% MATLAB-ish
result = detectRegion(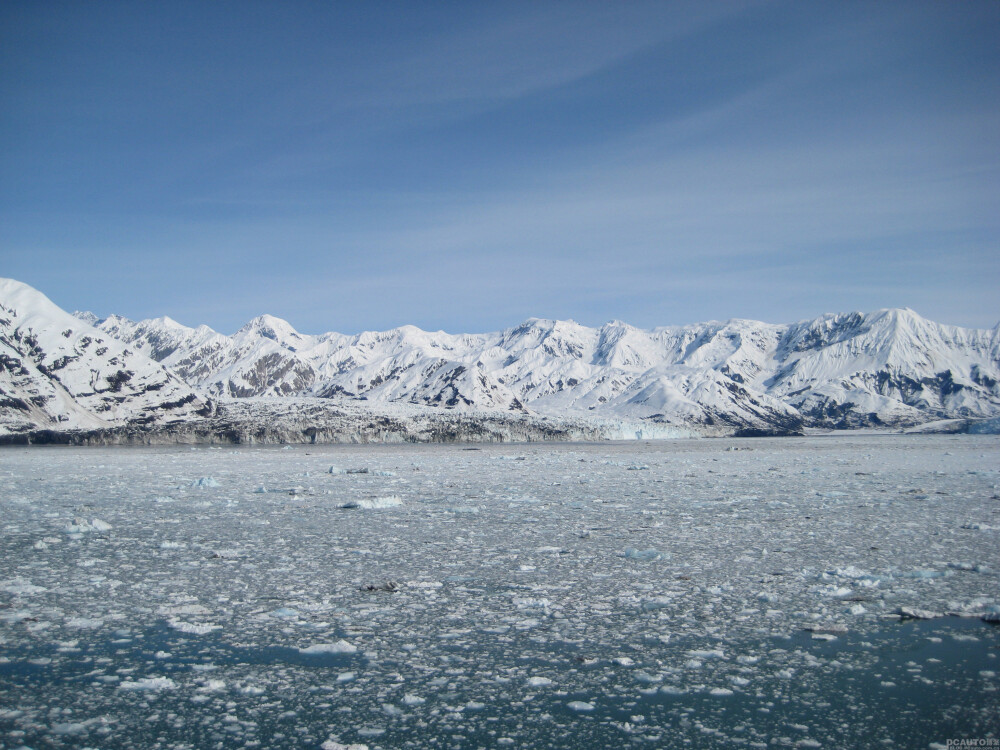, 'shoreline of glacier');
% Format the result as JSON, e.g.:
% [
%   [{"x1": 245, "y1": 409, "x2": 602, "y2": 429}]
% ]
[{"x1": 2, "y1": 397, "x2": 996, "y2": 446}]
